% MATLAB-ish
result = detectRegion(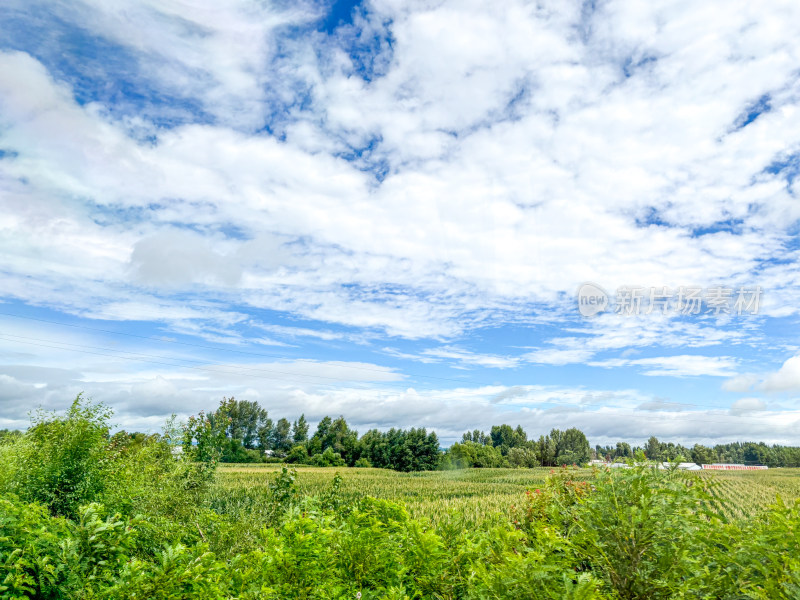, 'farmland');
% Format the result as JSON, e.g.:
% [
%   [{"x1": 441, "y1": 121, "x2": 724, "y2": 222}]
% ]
[
  {"x1": 217, "y1": 463, "x2": 800, "y2": 525},
  {"x1": 3, "y1": 401, "x2": 800, "y2": 598}
]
